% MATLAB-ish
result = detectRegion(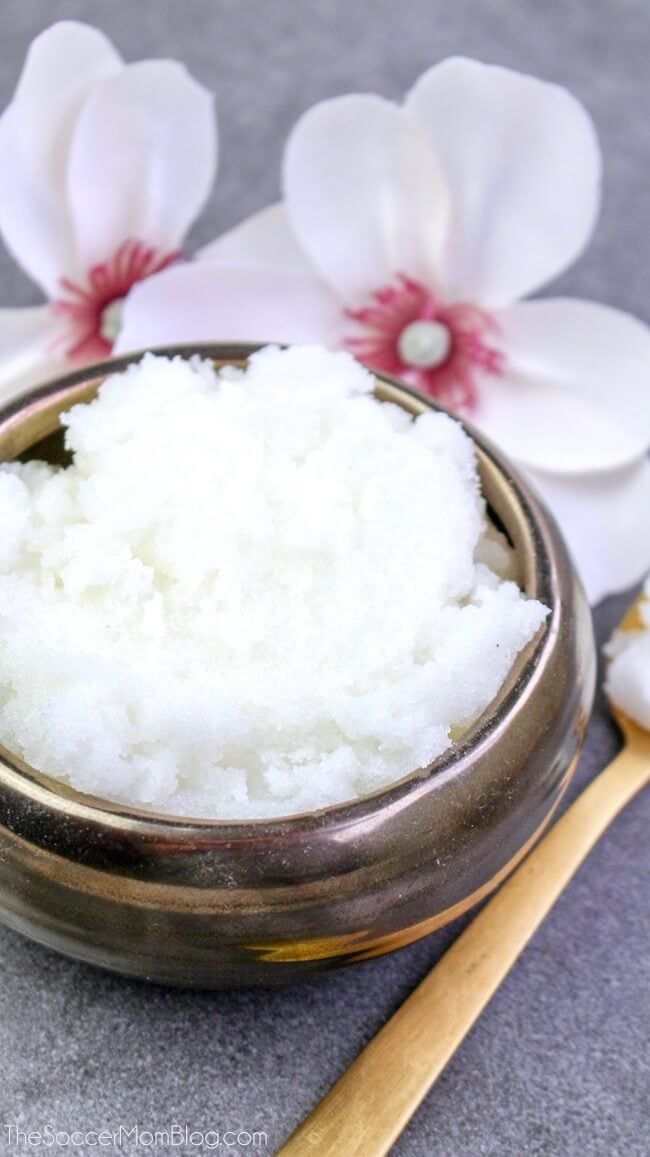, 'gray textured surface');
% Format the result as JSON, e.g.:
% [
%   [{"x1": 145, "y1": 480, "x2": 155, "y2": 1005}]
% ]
[{"x1": 0, "y1": 3, "x2": 648, "y2": 1155}]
